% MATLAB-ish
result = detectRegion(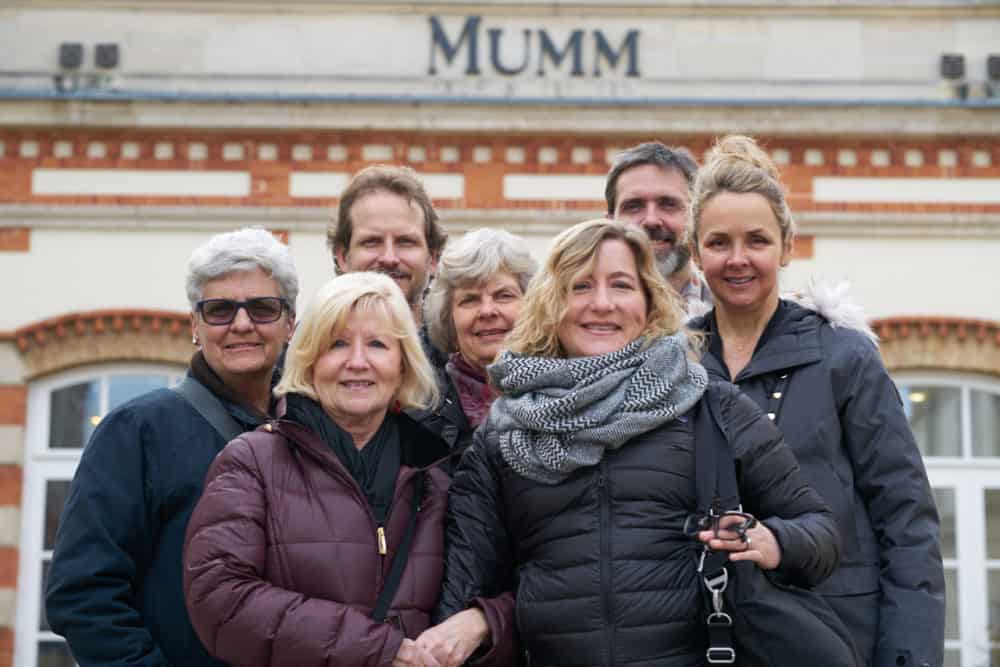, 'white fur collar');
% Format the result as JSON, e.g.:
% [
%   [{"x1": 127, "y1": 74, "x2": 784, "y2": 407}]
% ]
[{"x1": 785, "y1": 280, "x2": 879, "y2": 346}]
